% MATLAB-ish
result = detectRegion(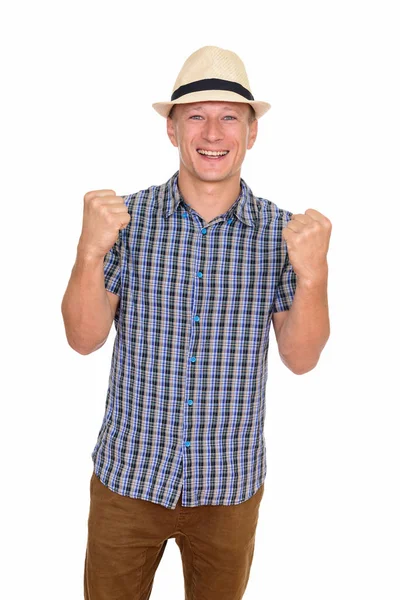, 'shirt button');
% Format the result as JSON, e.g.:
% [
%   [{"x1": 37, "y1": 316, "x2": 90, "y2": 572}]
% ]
[
  {"x1": 190, "y1": 356, "x2": 196, "y2": 363},
  {"x1": 201, "y1": 228, "x2": 207, "y2": 235},
  {"x1": 188, "y1": 399, "x2": 193, "y2": 405},
  {"x1": 194, "y1": 315, "x2": 200, "y2": 322},
  {"x1": 197, "y1": 271, "x2": 203, "y2": 278},
  {"x1": 185, "y1": 441, "x2": 191, "y2": 447},
  {"x1": 183, "y1": 212, "x2": 188, "y2": 218},
  {"x1": 227, "y1": 218, "x2": 233, "y2": 224}
]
